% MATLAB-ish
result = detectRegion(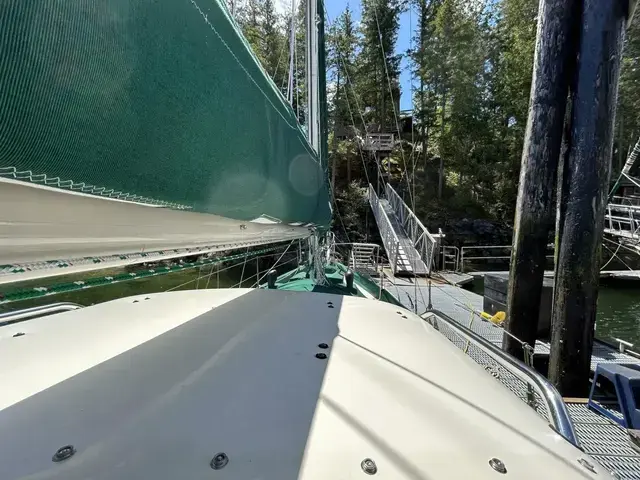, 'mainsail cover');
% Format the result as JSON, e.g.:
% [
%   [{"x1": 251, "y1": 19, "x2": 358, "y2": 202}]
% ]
[{"x1": 0, "y1": 0, "x2": 331, "y2": 227}]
